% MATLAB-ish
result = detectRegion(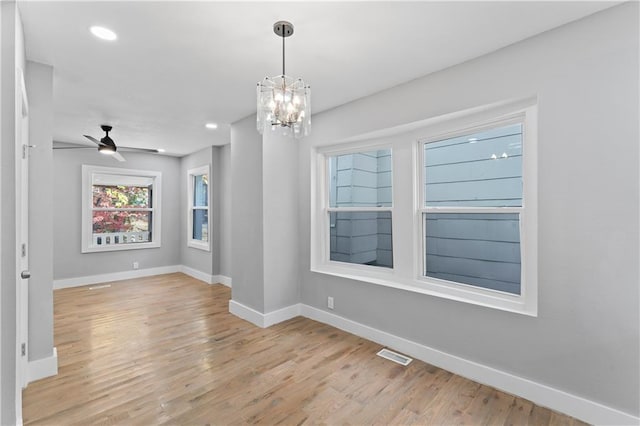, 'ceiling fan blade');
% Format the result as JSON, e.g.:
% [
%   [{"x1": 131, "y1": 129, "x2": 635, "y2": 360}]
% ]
[
  {"x1": 113, "y1": 151, "x2": 126, "y2": 162},
  {"x1": 52, "y1": 146, "x2": 95, "y2": 150},
  {"x1": 83, "y1": 135, "x2": 103, "y2": 145},
  {"x1": 118, "y1": 146, "x2": 160, "y2": 153}
]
